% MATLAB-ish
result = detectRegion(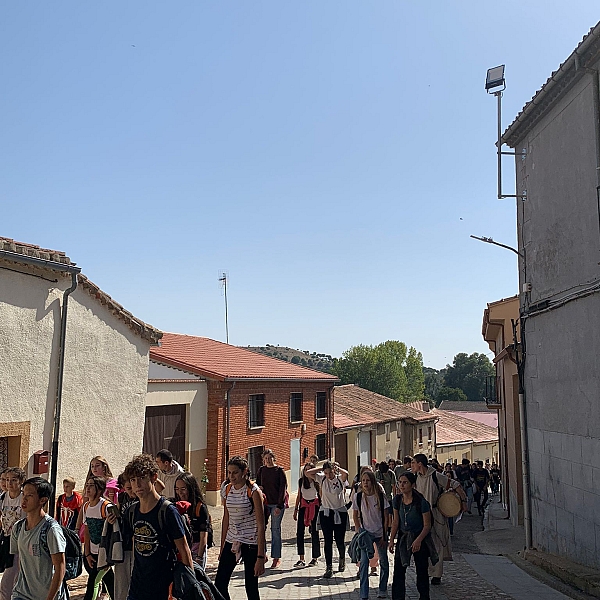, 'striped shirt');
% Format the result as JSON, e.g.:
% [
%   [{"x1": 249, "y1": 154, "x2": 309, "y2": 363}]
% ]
[{"x1": 221, "y1": 481, "x2": 259, "y2": 545}]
